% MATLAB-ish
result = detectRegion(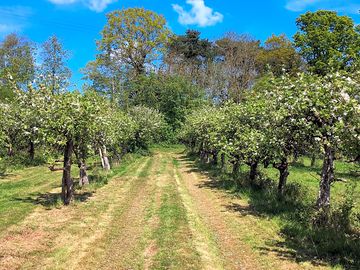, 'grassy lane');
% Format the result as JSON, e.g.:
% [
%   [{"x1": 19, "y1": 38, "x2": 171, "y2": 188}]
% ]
[
  {"x1": 0, "y1": 151, "x2": 203, "y2": 270},
  {"x1": 172, "y1": 158, "x2": 224, "y2": 270},
  {"x1": 1, "y1": 147, "x2": 351, "y2": 270},
  {"x1": 0, "y1": 155, "x2": 147, "y2": 270},
  {"x1": 174, "y1": 153, "x2": 332, "y2": 270},
  {"x1": 0, "y1": 166, "x2": 60, "y2": 233},
  {"x1": 80, "y1": 156, "x2": 155, "y2": 269},
  {"x1": 151, "y1": 156, "x2": 201, "y2": 270}
]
